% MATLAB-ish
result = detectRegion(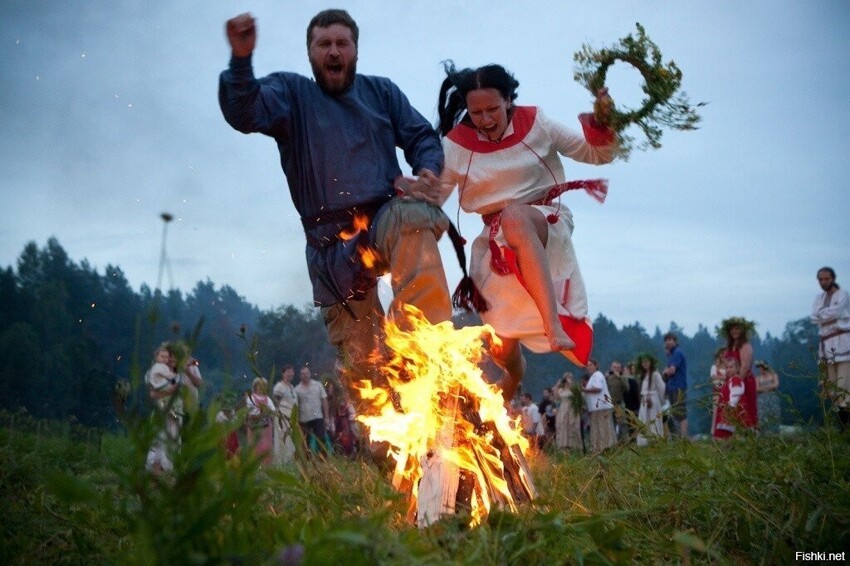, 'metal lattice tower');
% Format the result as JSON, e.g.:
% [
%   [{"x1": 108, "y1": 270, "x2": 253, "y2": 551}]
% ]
[{"x1": 155, "y1": 212, "x2": 174, "y2": 293}]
